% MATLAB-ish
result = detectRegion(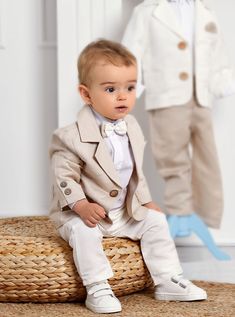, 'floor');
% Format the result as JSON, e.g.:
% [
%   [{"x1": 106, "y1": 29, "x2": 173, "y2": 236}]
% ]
[{"x1": 177, "y1": 246, "x2": 235, "y2": 283}]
